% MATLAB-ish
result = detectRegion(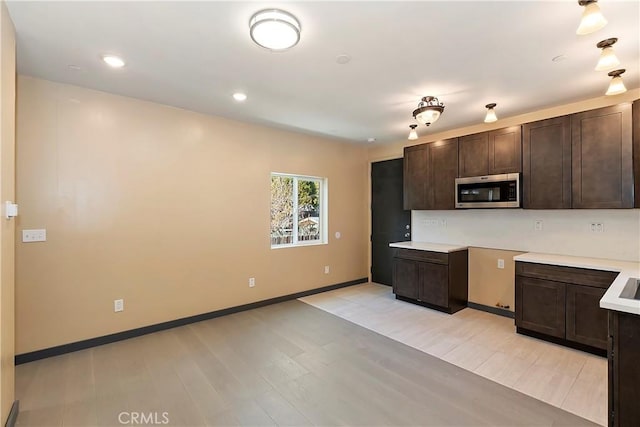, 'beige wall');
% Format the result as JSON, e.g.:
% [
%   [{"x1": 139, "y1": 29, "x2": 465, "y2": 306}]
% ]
[
  {"x1": 0, "y1": 0, "x2": 15, "y2": 422},
  {"x1": 468, "y1": 247, "x2": 526, "y2": 312},
  {"x1": 15, "y1": 76, "x2": 369, "y2": 354}
]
